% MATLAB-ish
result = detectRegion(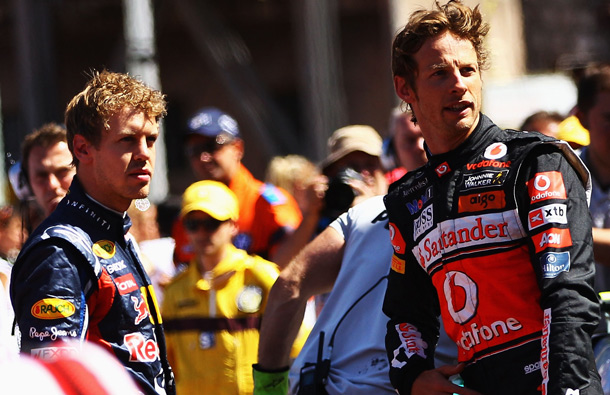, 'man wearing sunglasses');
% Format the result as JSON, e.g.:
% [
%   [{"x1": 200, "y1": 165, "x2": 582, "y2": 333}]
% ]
[
  {"x1": 162, "y1": 180, "x2": 286, "y2": 394},
  {"x1": 172, "y1": 107, "x2": 303, "y2": 269}
]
